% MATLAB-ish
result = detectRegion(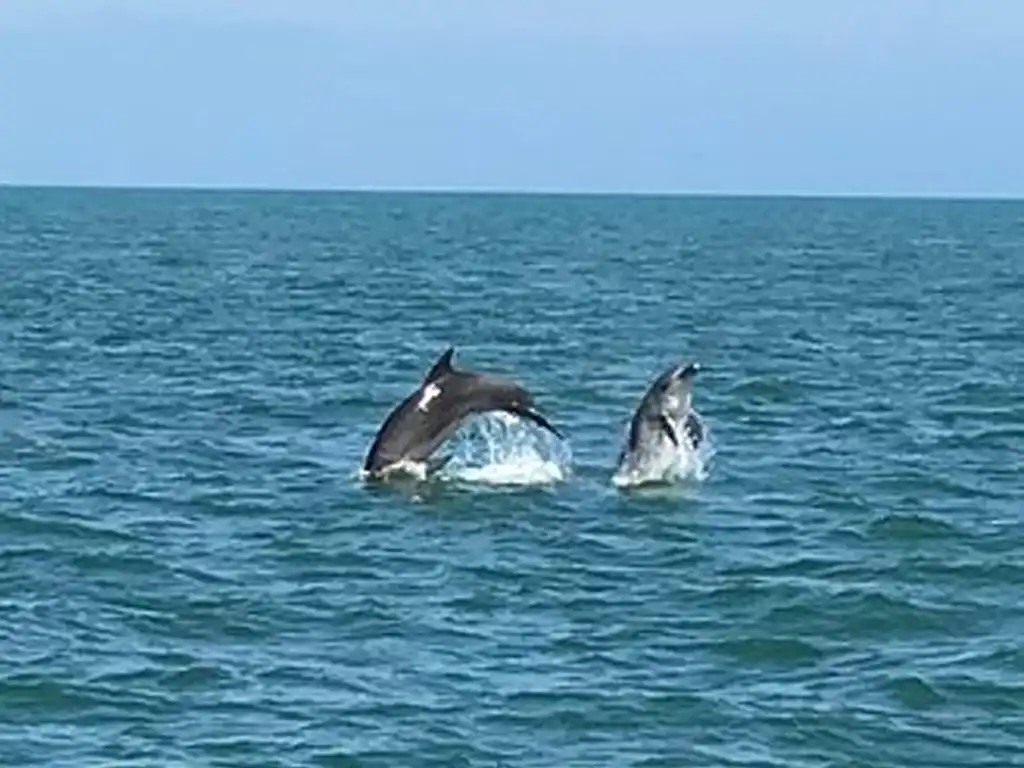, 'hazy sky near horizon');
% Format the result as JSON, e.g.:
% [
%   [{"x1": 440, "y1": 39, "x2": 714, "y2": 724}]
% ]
[{"x1": 2, "y1": 0, "x2": 1022, "y2": 196}]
